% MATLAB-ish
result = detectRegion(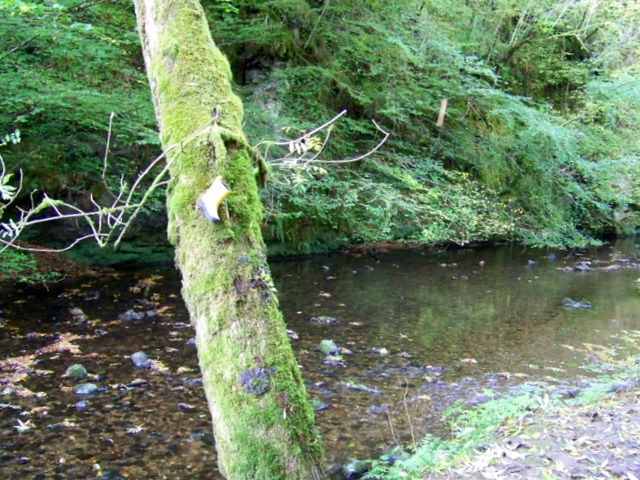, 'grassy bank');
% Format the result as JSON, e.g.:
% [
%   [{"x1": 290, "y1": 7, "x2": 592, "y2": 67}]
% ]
[{"x1": 366, "y1": 333, "x2": 640, "y2": 479}]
